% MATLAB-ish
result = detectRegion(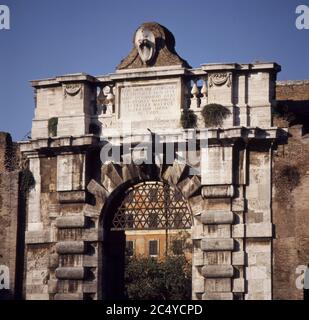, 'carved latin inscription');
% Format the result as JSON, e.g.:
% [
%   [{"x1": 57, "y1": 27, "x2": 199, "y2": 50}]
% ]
[{"x1": 119, "y1": 83, "x2": 179, "y2": 121}]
